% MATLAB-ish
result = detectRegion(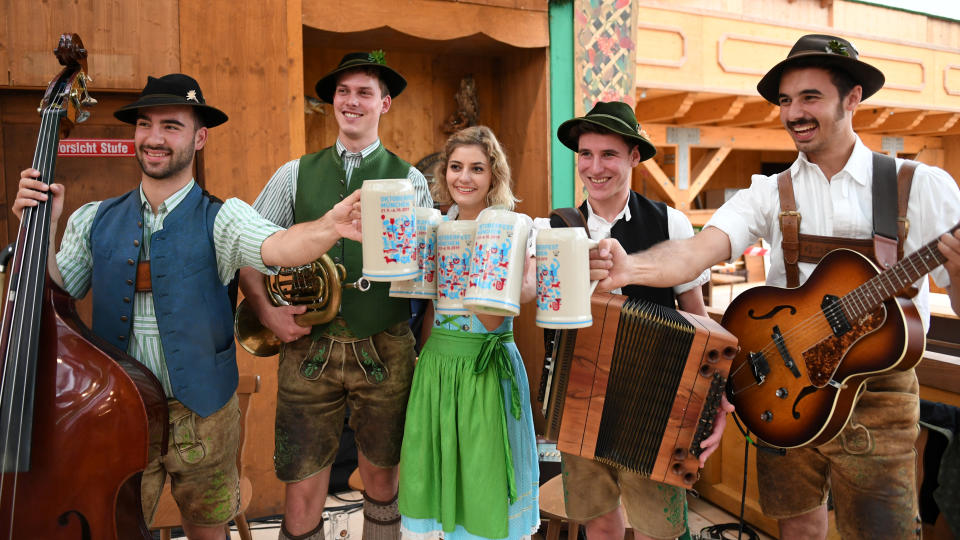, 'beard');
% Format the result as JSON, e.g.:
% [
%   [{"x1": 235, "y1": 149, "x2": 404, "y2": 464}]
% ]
[{"x1": 136, "y1": 144, "x2": 195, "y2": 180}]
